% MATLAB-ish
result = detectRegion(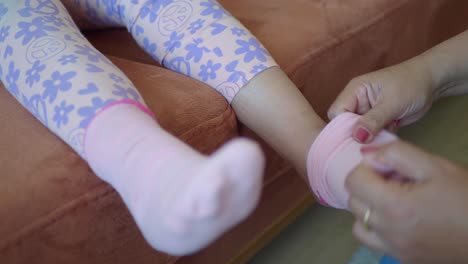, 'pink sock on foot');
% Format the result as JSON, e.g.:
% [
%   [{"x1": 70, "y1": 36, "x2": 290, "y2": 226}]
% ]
[
  {"x1": 84, "y1": 103, "x2": 265, "y2": 255},
  {"x1": 307, "y1": 112, "x2": 397, "y2": 209}
]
